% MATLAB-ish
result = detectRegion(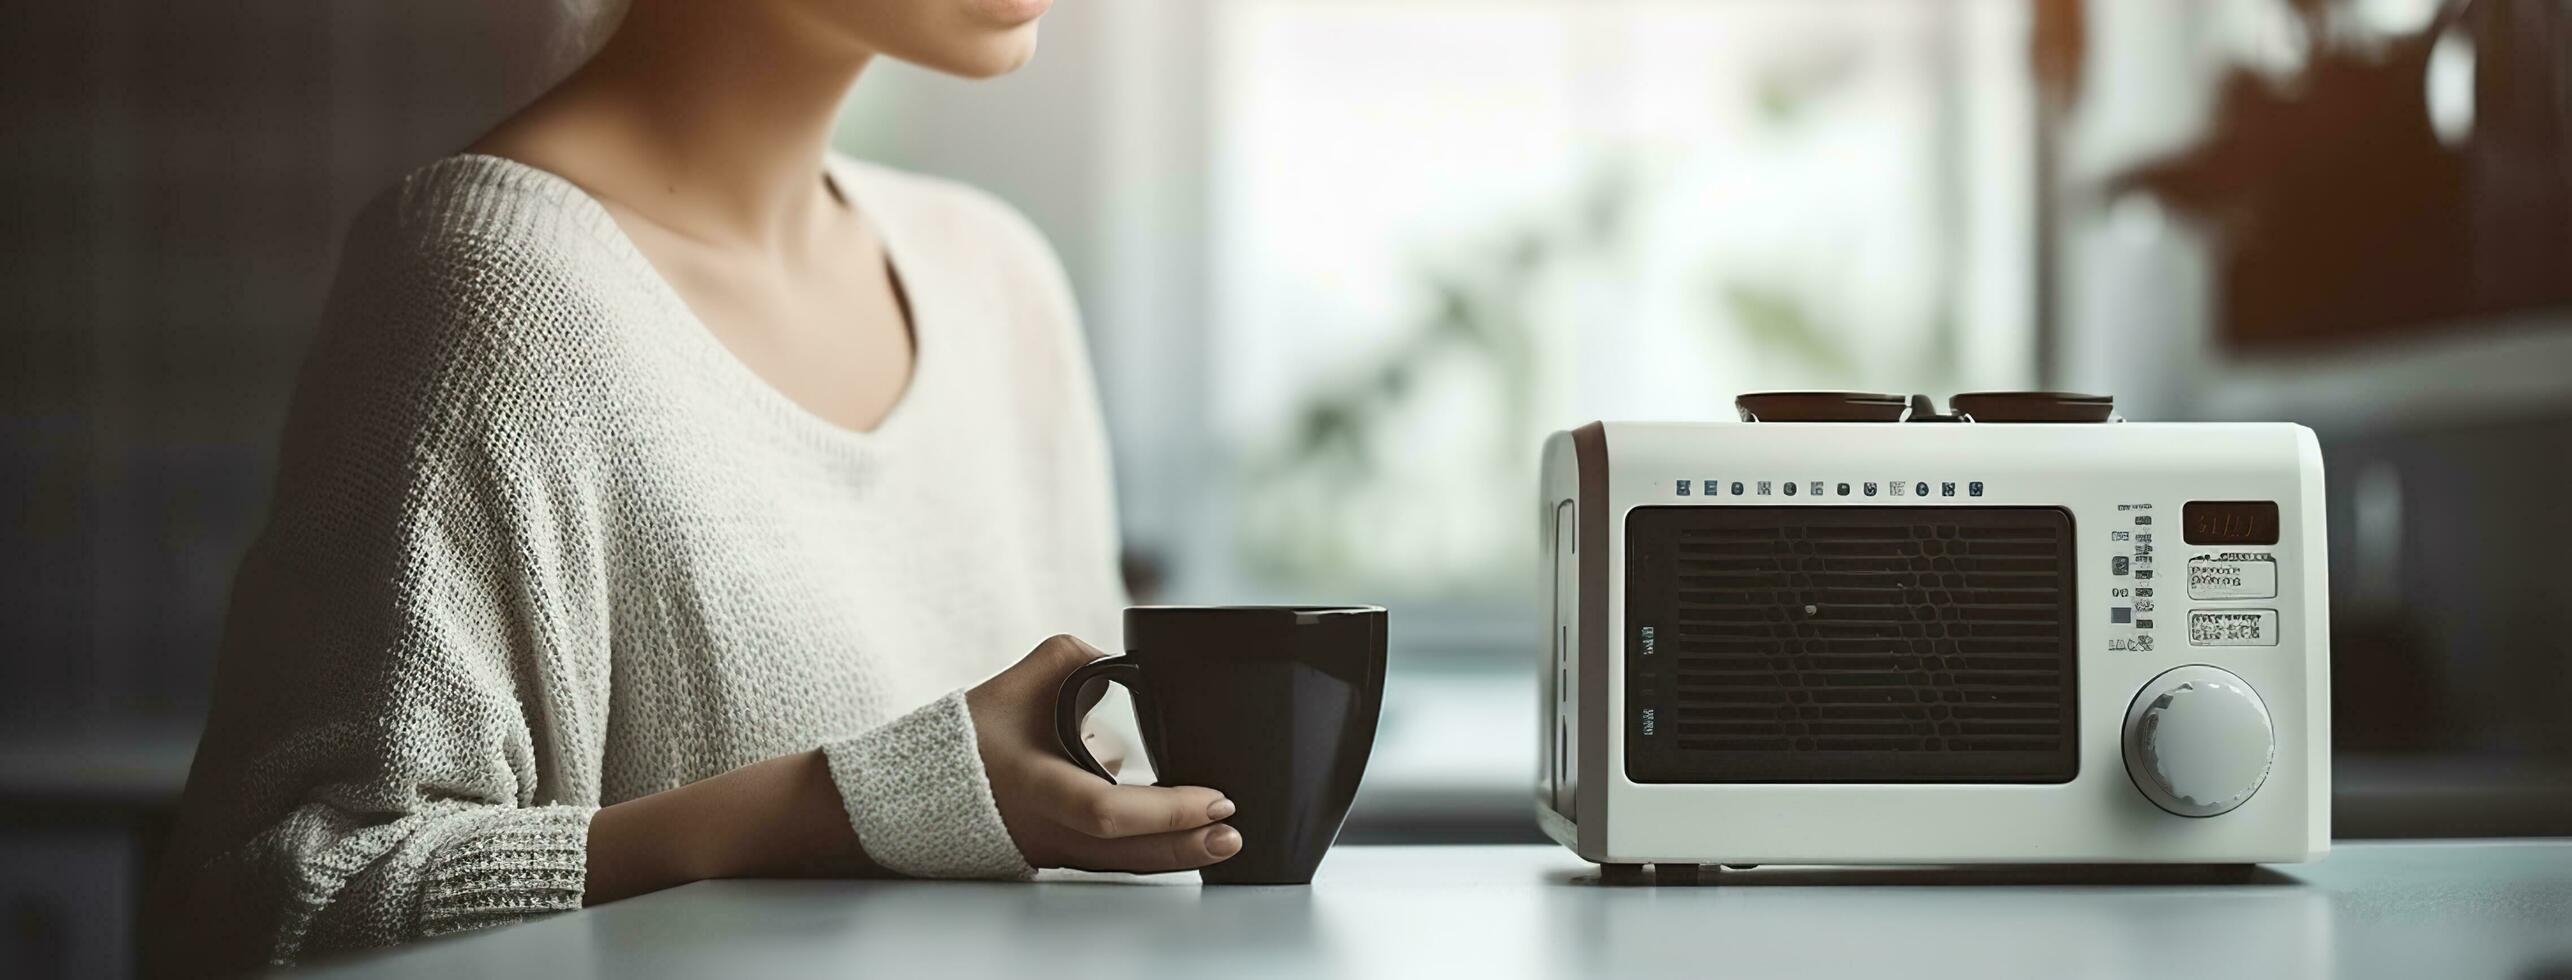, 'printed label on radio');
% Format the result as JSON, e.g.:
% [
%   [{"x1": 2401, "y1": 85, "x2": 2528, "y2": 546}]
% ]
[
  {"x1": 2188, "y1": 609, "x2": 2279, "y2": 647},
  {"x1": 2189, "y1": 554, "x2": 2279, "y2": 600}
]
